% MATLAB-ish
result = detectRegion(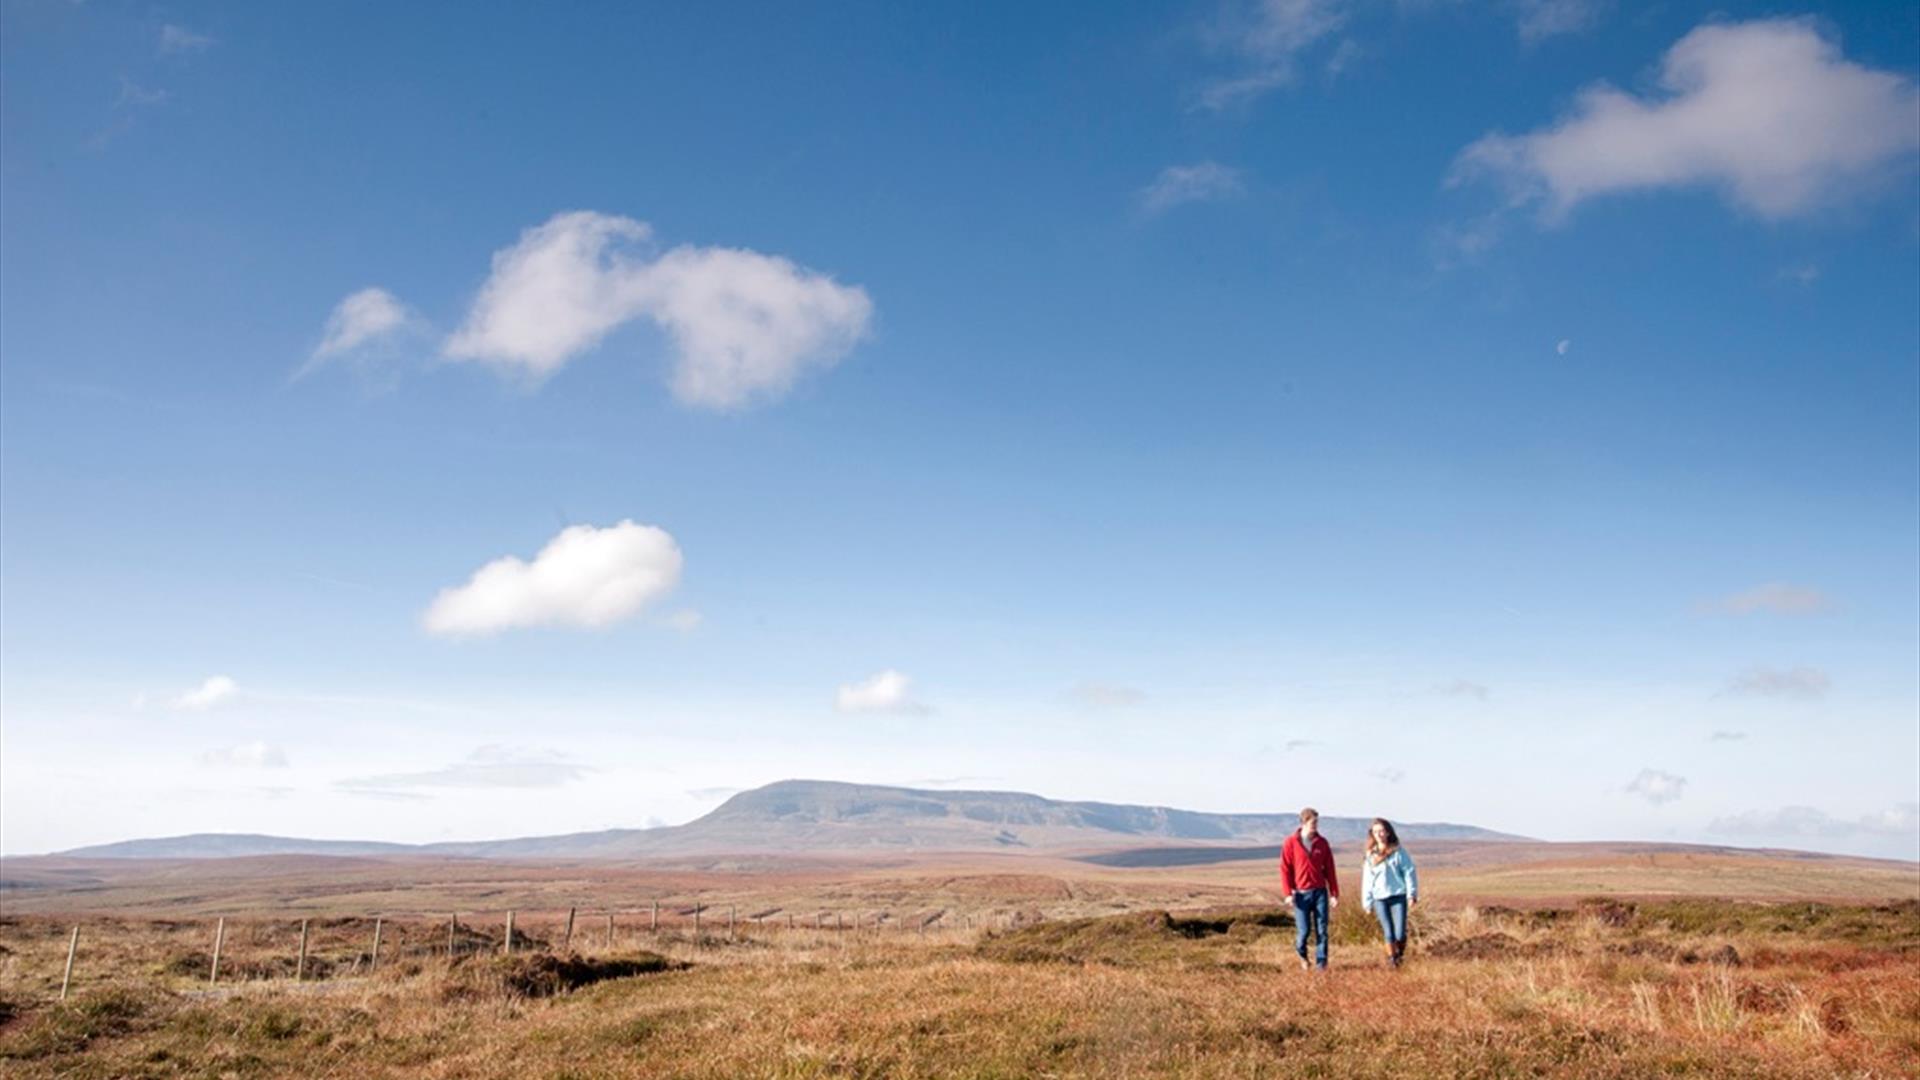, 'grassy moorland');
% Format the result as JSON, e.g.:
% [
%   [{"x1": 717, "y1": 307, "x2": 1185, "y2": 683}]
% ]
[{"x1": 2, "y1": 897, "x2": 1917, "y2": 1078}]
